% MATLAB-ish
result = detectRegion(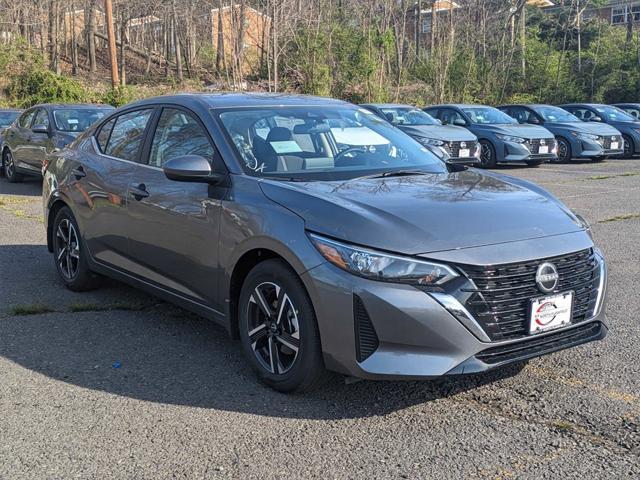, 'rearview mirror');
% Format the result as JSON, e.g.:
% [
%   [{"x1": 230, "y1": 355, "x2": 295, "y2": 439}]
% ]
[
  {"x1": 453, "y1": 119, "x2": 467, "y2": 127},
  {"x1": 163, "y1": 155, "x2": 225, "y2": 184},
  {"x1": 32, "y1": 124, "x2": 49, "y2": 134}
]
